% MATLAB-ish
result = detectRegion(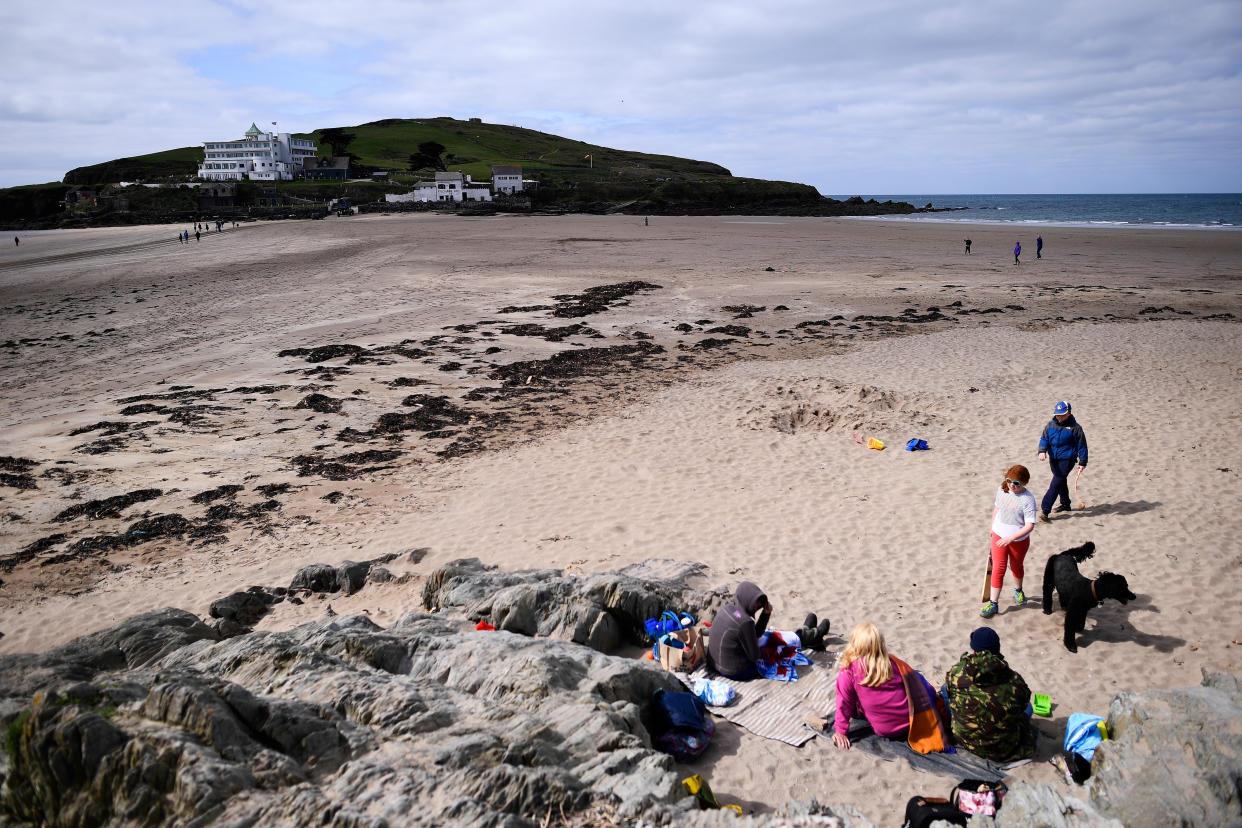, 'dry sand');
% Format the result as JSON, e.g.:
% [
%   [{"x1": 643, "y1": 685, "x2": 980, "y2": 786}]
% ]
[{"x1": 2, "y1": 214, "x2": 1241, "y2": 824}]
